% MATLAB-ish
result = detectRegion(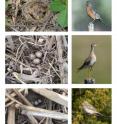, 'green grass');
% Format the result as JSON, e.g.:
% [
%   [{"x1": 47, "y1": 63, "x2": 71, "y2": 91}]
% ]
[{"x1": 72, "y1": 35, "x2": 111, "y2": 84}]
